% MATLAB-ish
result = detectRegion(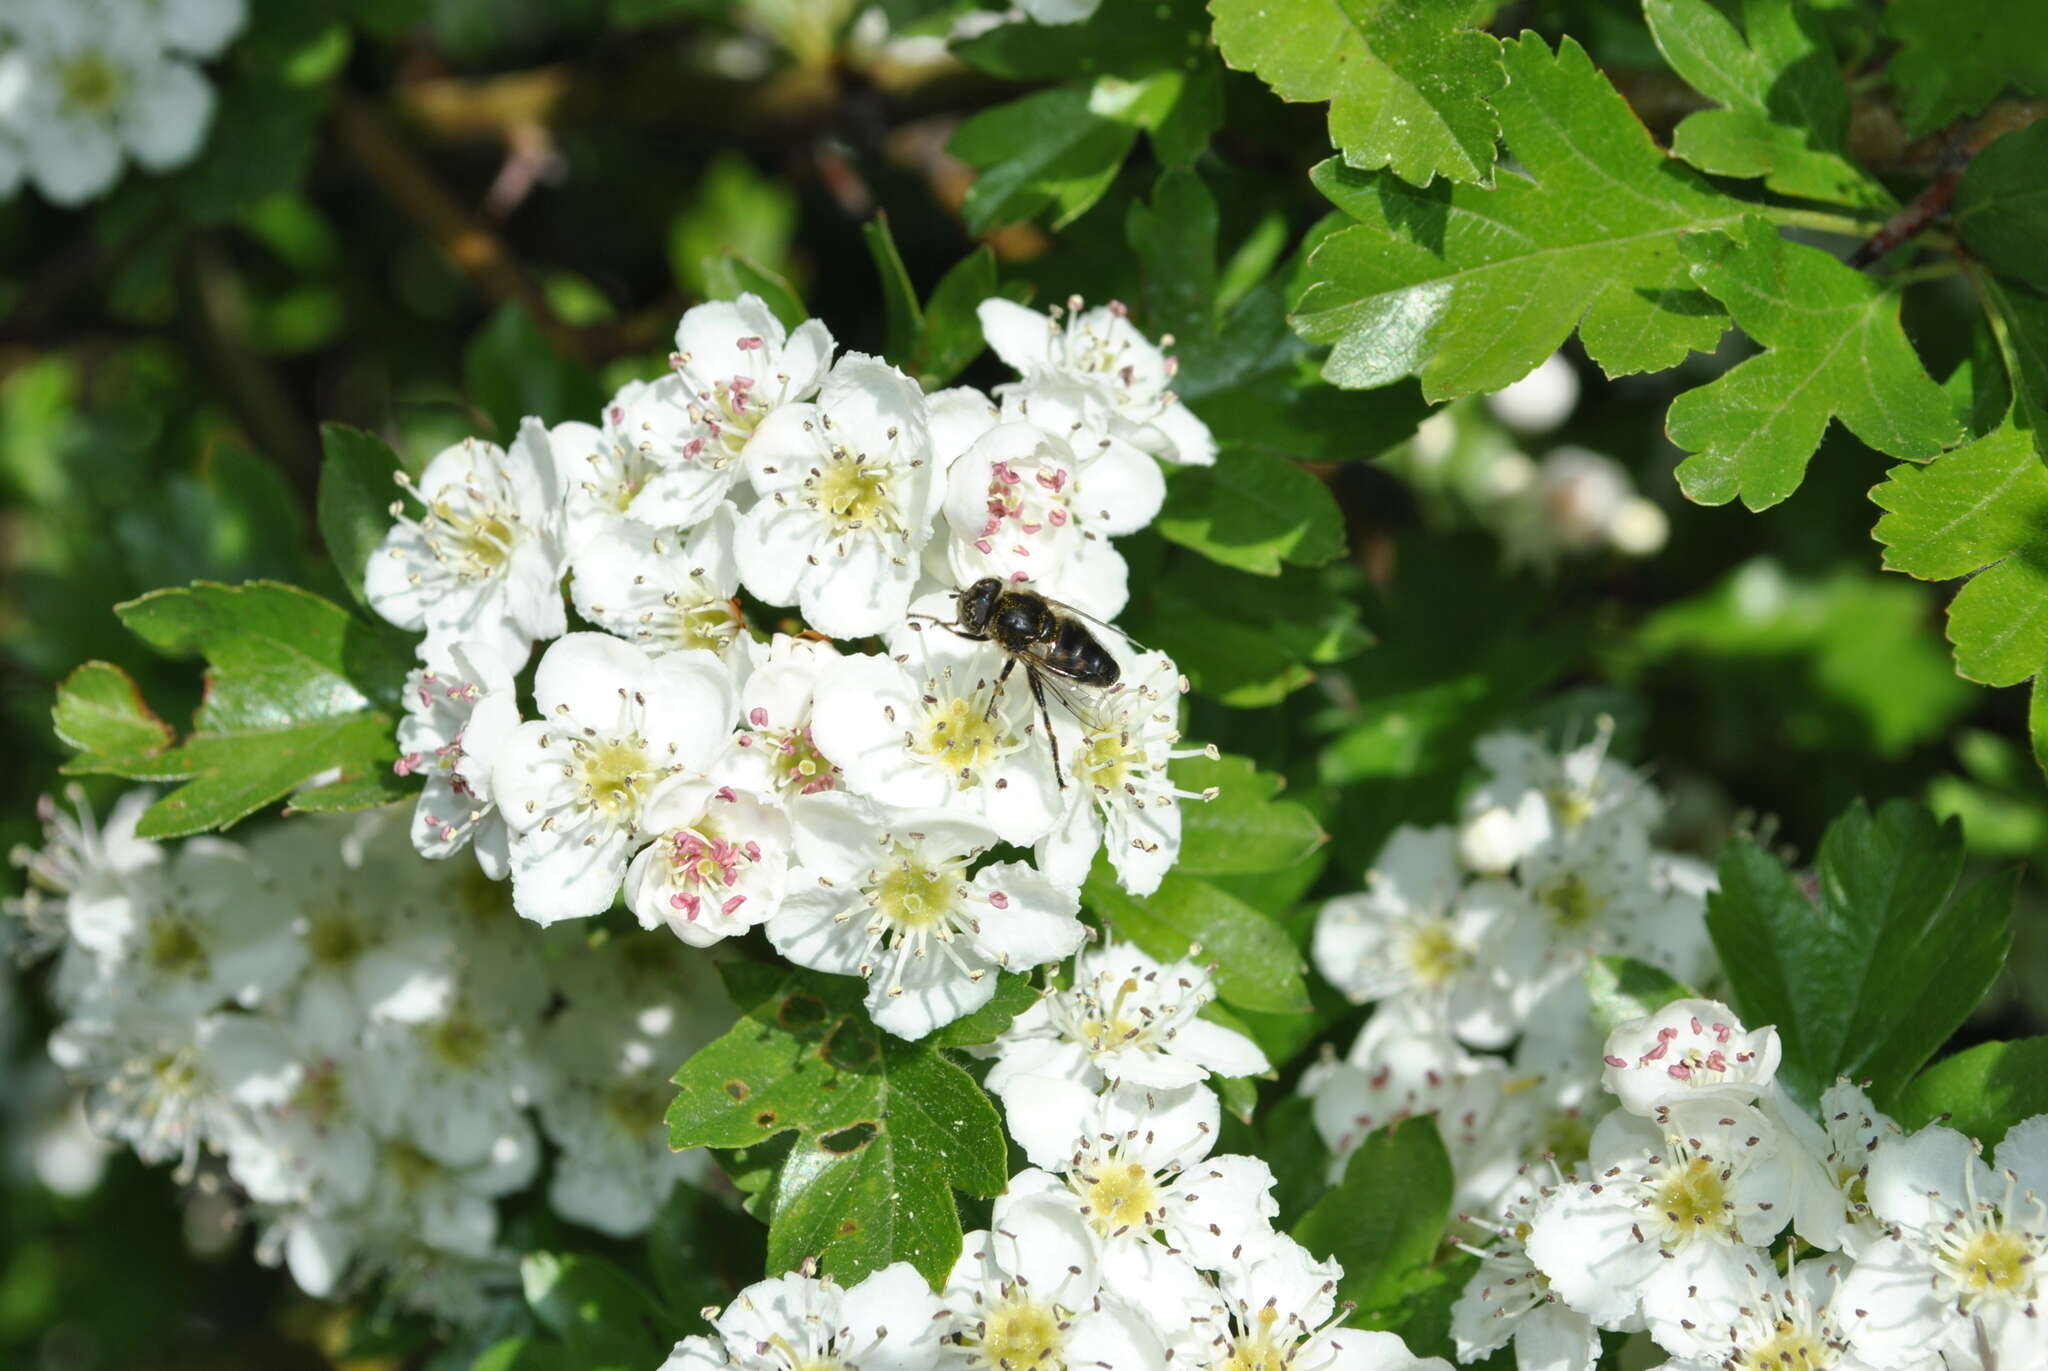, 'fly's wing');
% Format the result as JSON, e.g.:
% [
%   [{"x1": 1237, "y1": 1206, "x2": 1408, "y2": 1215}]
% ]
[
  {"x1": 1009, "y1": 642, "x2": 1117, "y2": 733},
  {"x1": 1022, "y1": 587, "x2": 1152, "y2": 657}
]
